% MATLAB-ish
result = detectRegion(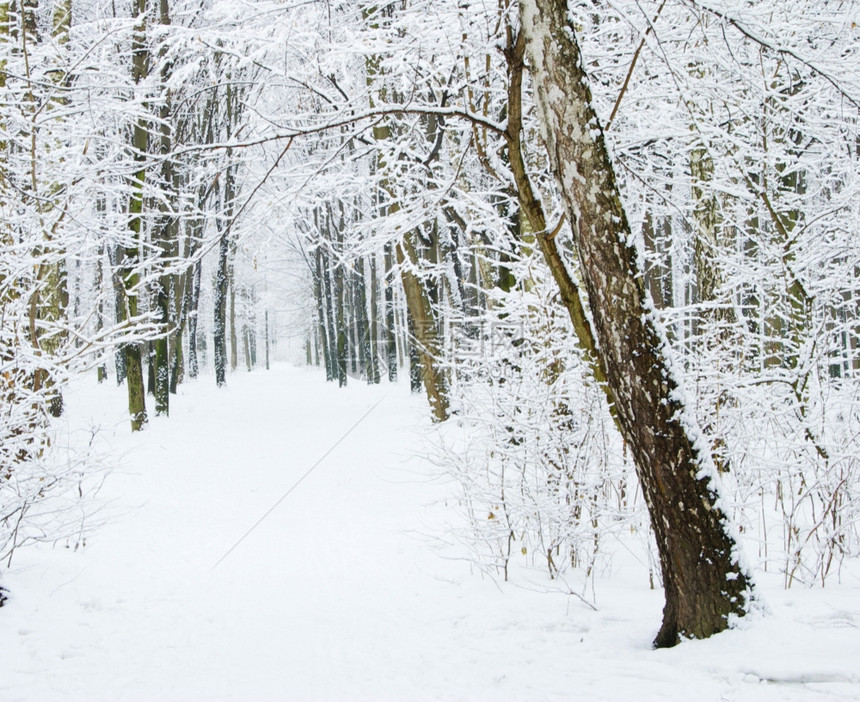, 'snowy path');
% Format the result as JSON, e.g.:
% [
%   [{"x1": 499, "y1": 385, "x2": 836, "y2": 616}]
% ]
[{"x1": 2, "y1": 365, "x2": 860, "y2": 701}]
